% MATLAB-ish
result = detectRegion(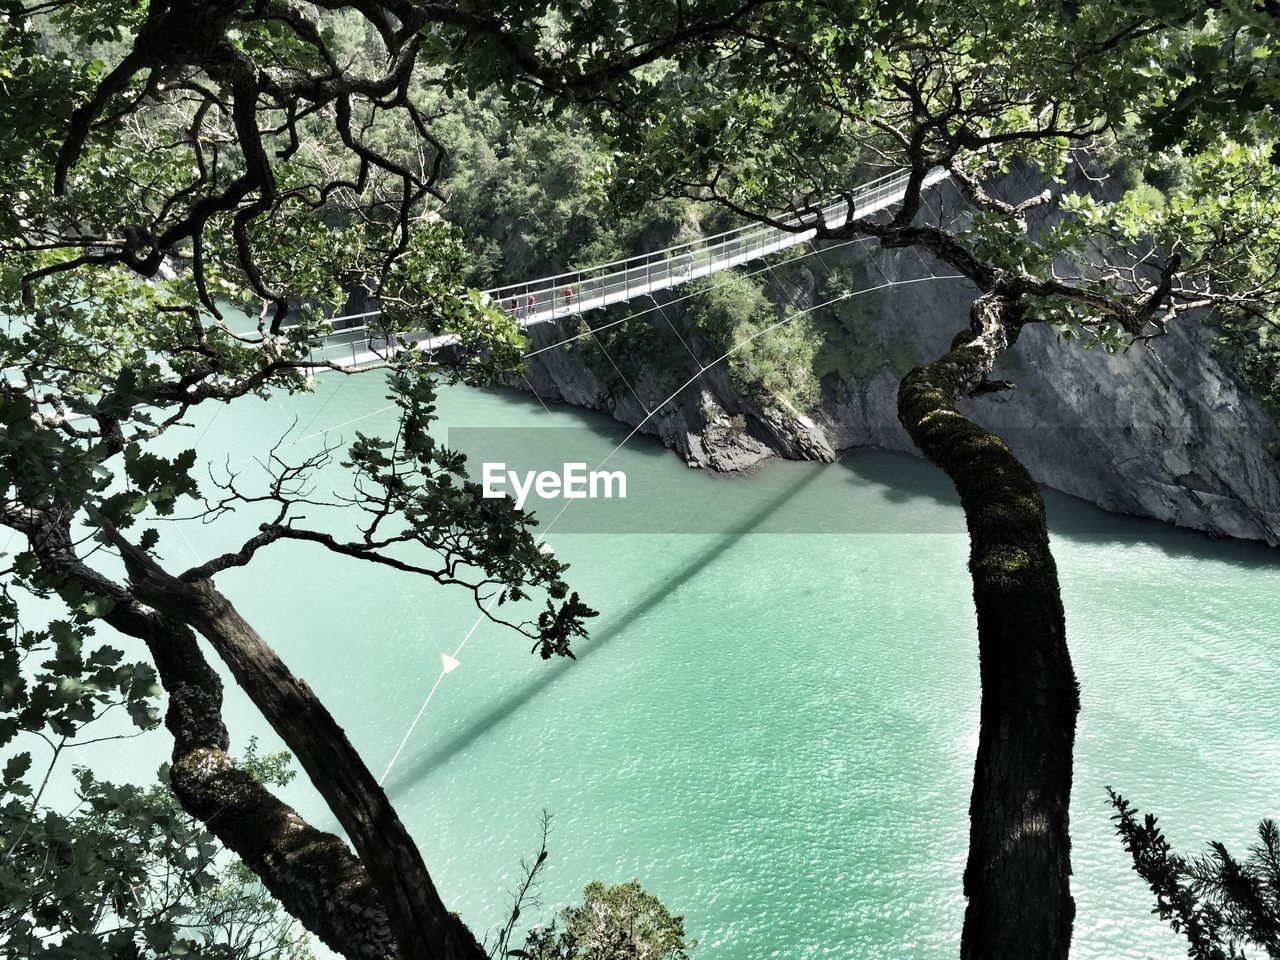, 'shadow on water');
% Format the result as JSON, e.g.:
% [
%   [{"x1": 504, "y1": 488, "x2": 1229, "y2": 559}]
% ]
[
  {"x1": 838, "y1": 449, "x2": 960, "y2": 509},
  {"x1": 838, "y1": 447, "x2": 1277, "y2": 570},
  {"x1": 386, "y1": 462, "x2": 827, "y2": 795},
  {"x1": 1045, "y1": 489, "x2": 1280, "y2": 570},
  {"x1": 462, "y1": 382, "x2": 1273, "y2": 555}
]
